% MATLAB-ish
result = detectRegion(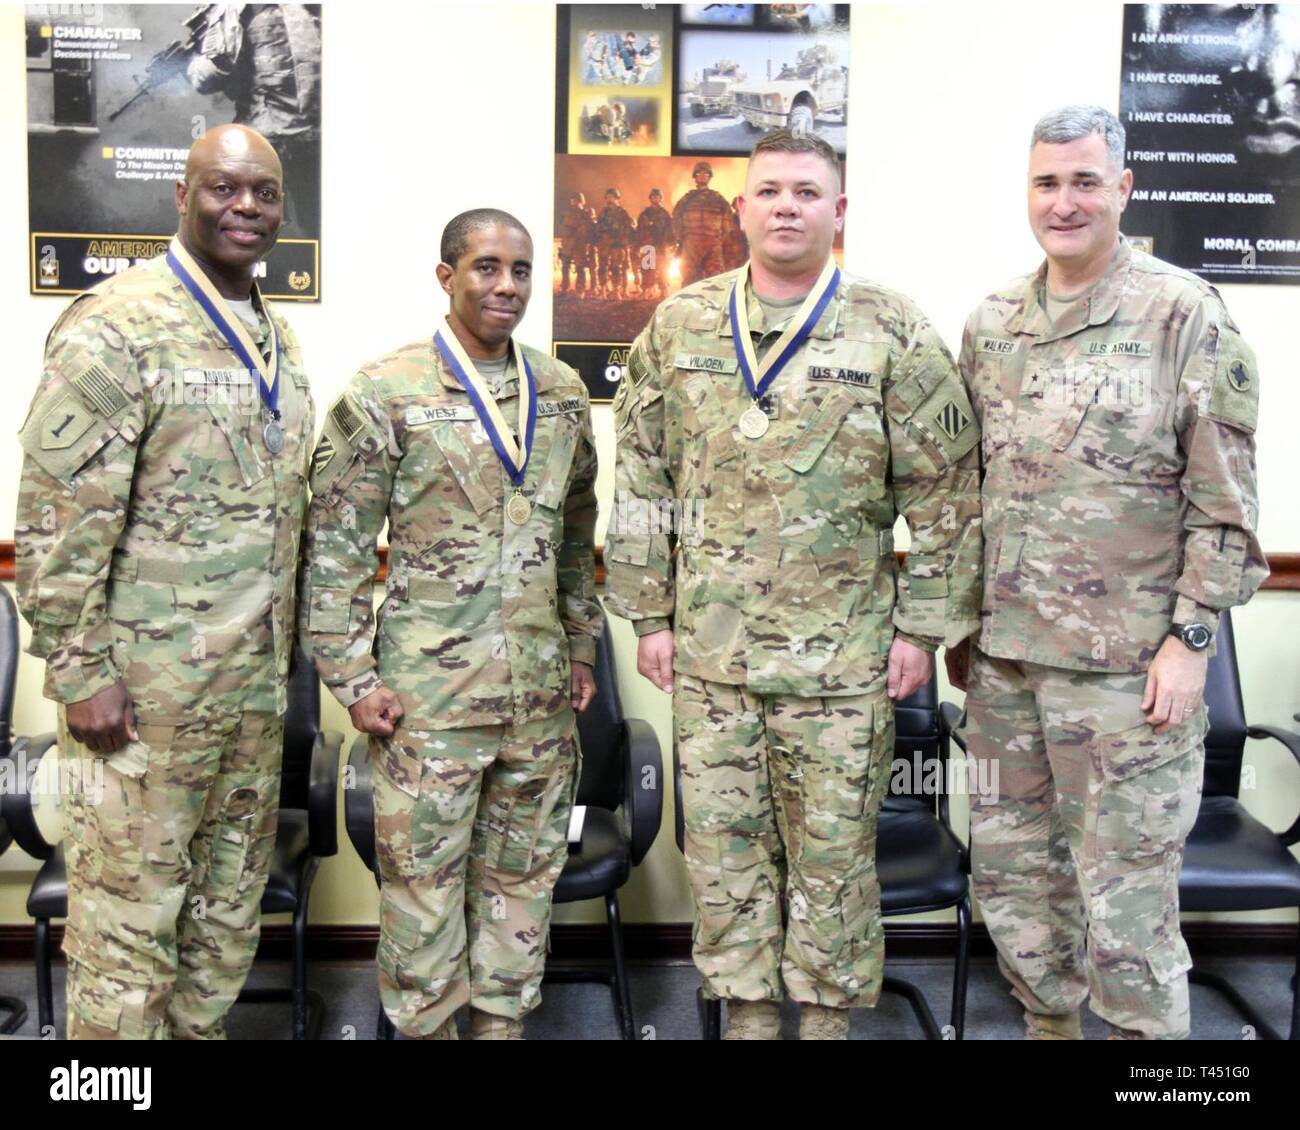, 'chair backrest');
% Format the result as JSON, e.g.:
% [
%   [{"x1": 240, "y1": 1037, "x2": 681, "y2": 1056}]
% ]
[
  {"x1": 0, "y1": 587, "x2": 16, "y2": 759},
  {"x1": 279, "y1": 648, "x2": 321, "y2": 811},
  {"x1": 0, "y1": 588, "x2": 16, "y2": 855},
  {"x1": 886, "y1": 672, "x2": 944, "y2": 812},
  {"x1": 1202, "y1": 610, "x2": 1247, "y2": 799},
  {"x1": 573, "y1": 623, "x2": 626, "y2": 811}
]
